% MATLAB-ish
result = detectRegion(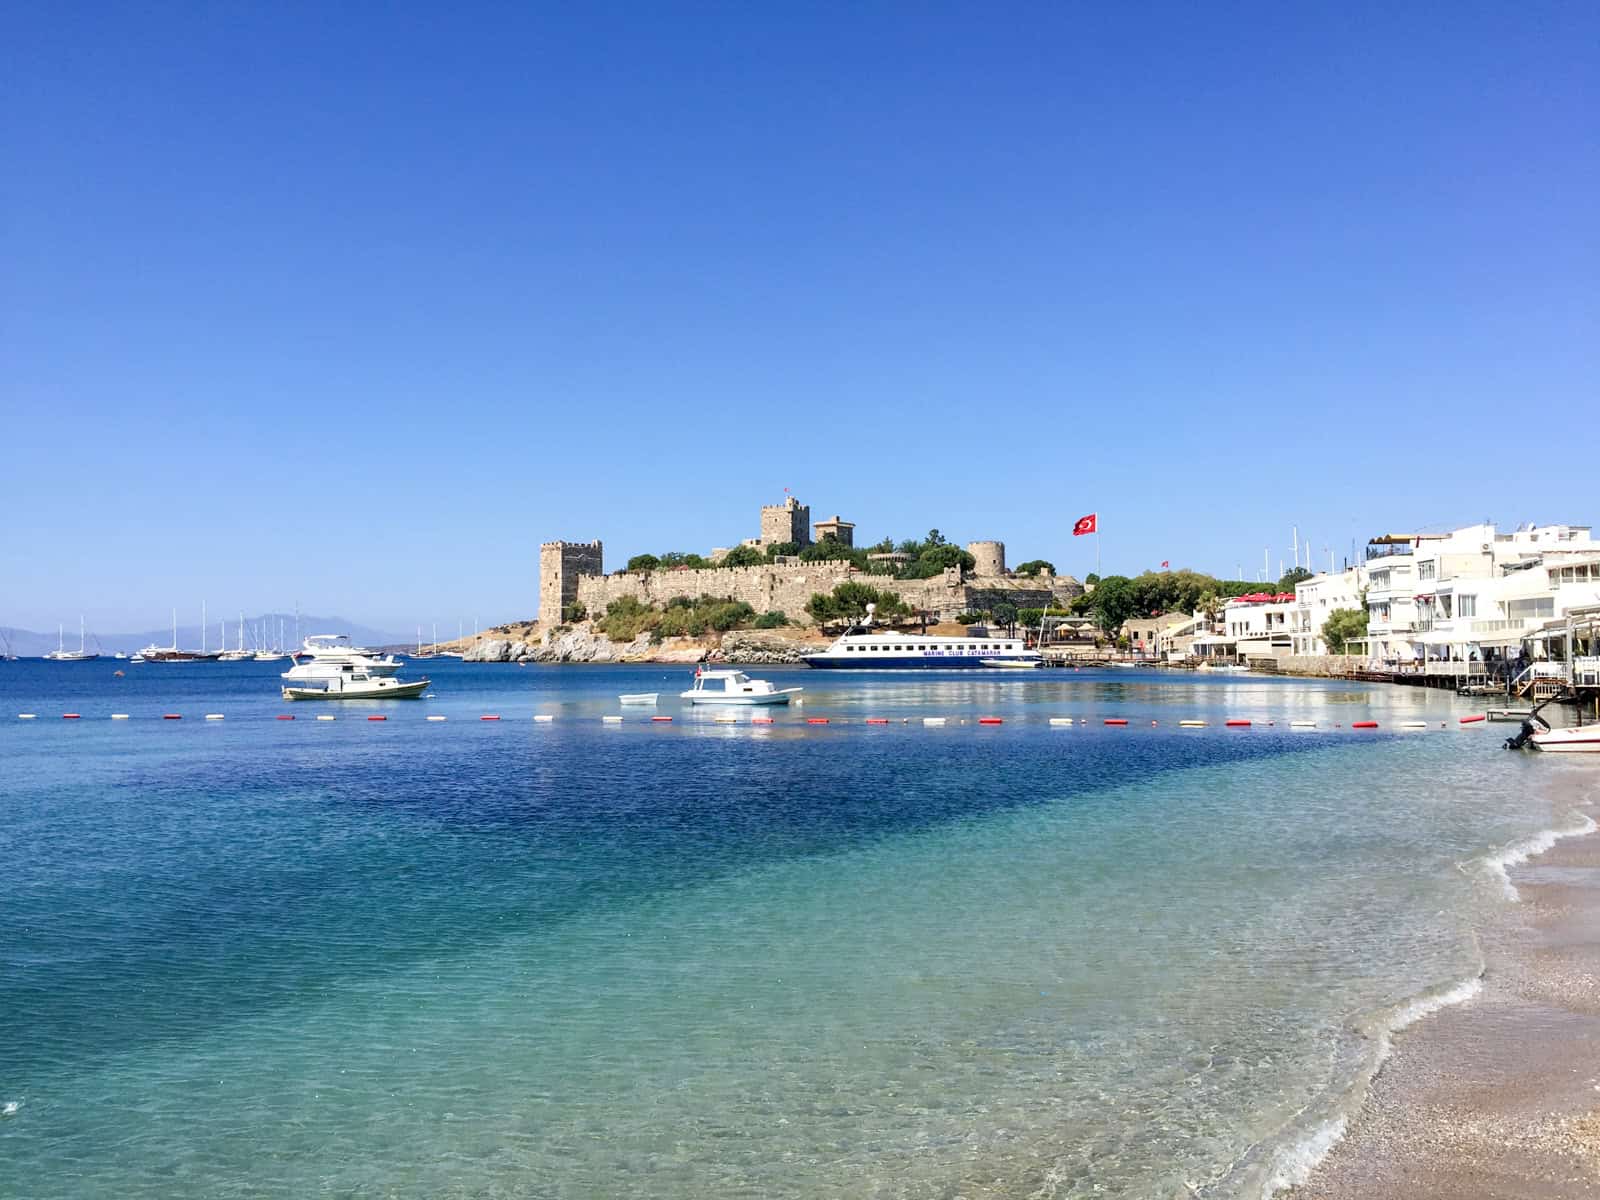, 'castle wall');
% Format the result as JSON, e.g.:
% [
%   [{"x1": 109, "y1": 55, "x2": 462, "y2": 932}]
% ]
[{"x1": 575, "y1": 563, "x2": 966, "y2": 626}]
